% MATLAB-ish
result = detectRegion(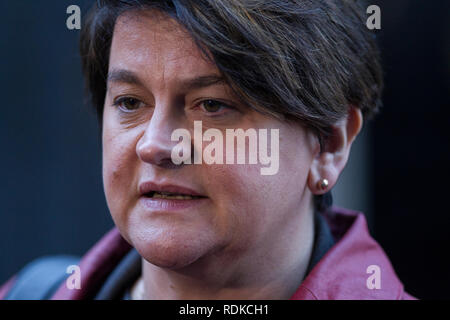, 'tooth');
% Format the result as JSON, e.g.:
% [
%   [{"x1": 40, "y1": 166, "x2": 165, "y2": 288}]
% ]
[{"x1": 150, "y1": 192, "x2": 197, "y2": 200}]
